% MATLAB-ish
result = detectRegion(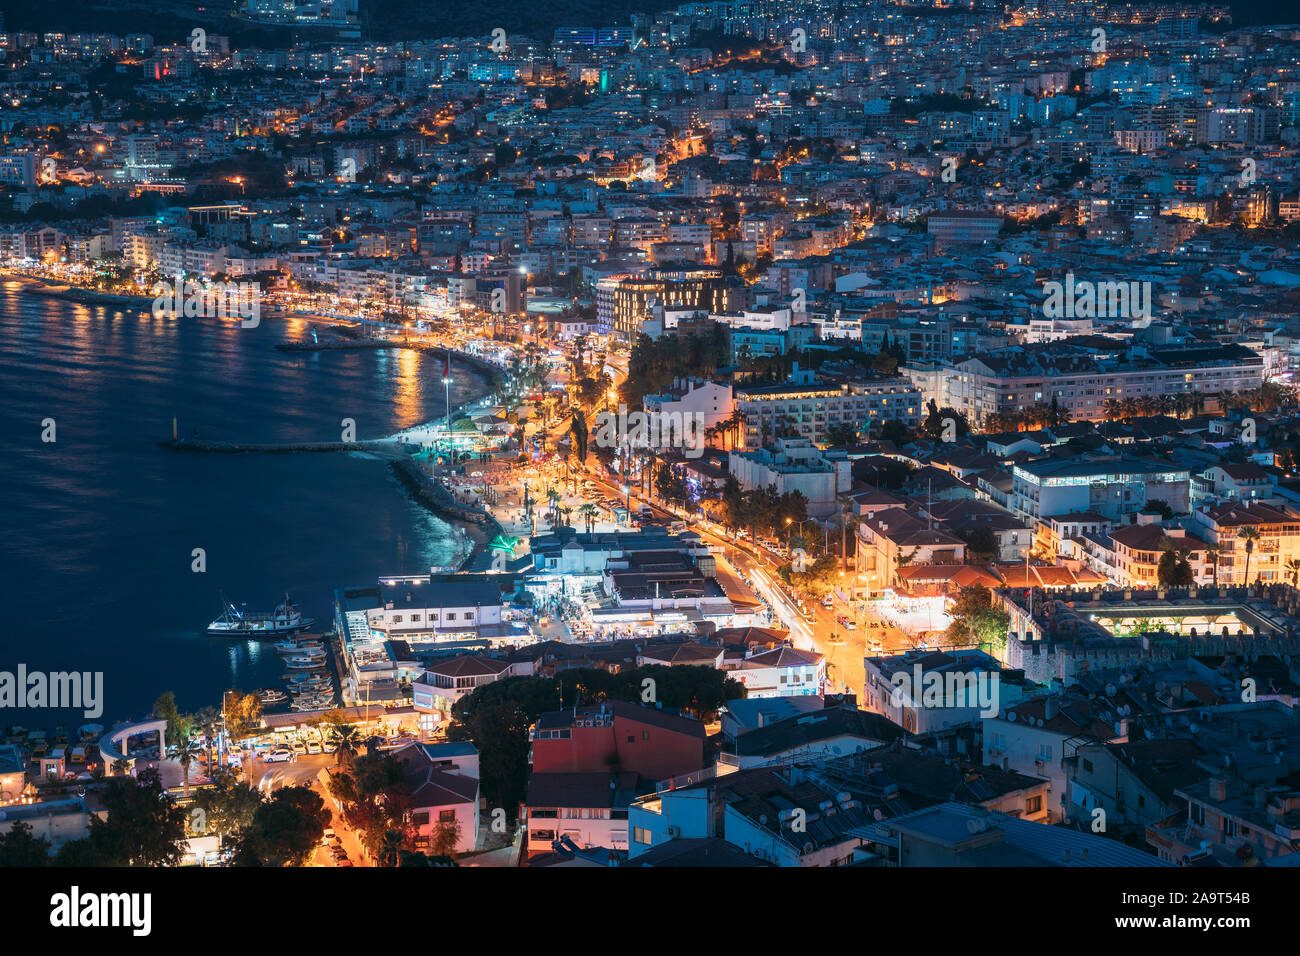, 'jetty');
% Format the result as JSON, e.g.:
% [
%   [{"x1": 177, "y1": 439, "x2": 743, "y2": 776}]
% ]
[
  {"x1": 274, "y1": 337, "x2": 507, "y2": 381},
  {"x1": 161, "y1": 437, "x2": 409, "y2": 456},
  {"x1": 391, "y1": 457, "x2": 504, "y2": 540}
]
